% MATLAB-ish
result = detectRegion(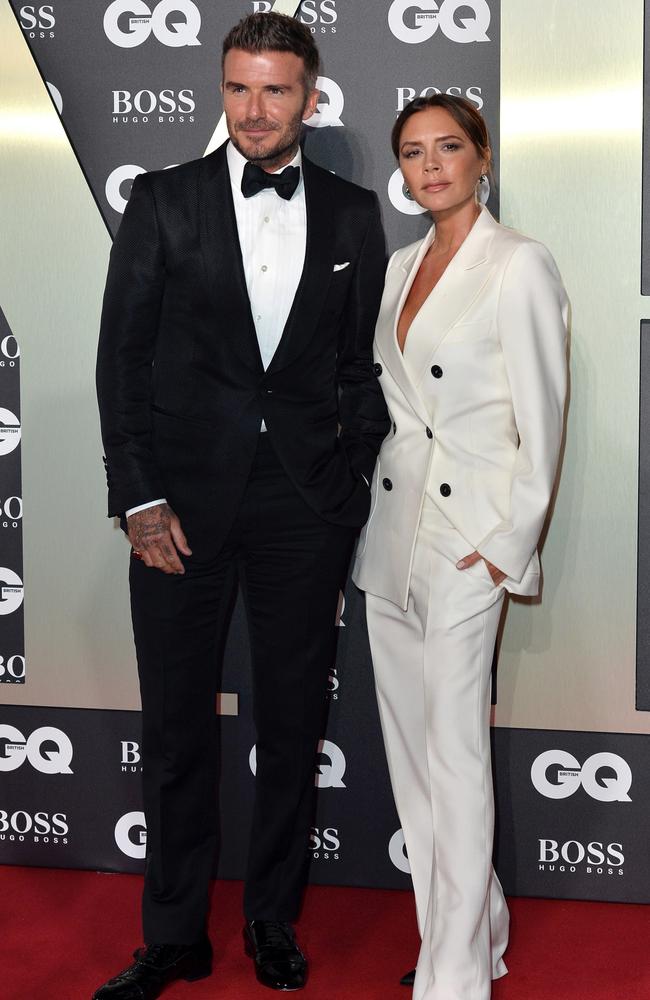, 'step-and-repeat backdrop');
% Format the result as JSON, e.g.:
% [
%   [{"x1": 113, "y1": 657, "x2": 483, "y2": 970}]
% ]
[{"x1": 2, "y1": 0, "x2": 650, "y2": 904}]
